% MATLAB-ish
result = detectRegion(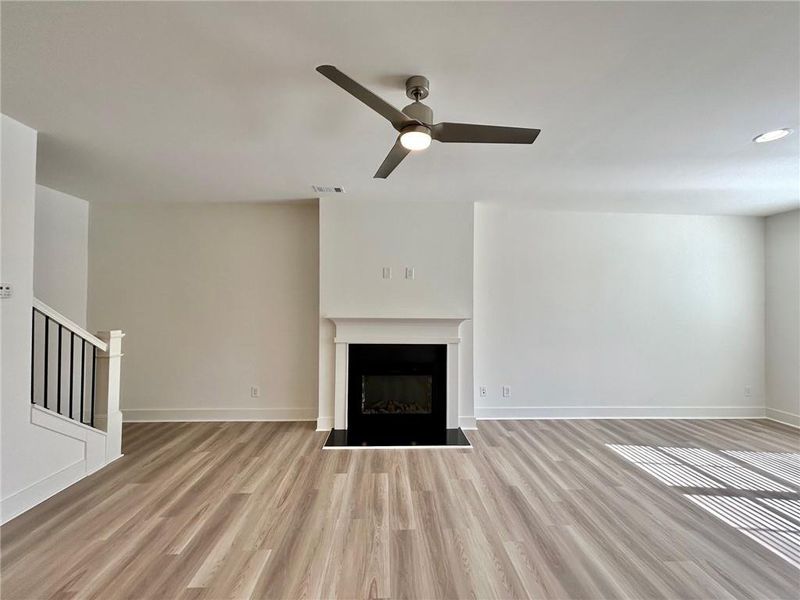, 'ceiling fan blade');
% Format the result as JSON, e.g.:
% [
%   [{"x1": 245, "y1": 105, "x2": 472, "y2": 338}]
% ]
[
  {"x1": 431, "y1": 122, "x2": 540, "y2": 144},
  {"x1": 374, "y1": 138, "x2": 411, "y2": 179},
  {"x1": 316, "y1": 65, "x2": 417, "y2": 131}
]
